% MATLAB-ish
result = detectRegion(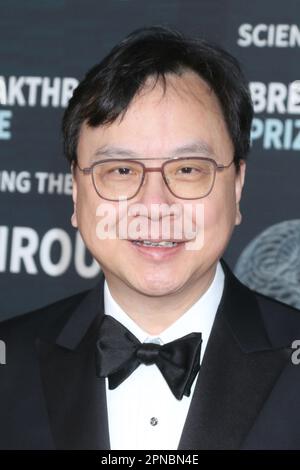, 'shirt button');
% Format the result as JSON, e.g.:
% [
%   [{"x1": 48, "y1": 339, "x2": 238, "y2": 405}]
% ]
[{"x1": 150, "y1": 417, "x2": 158, "y2": 426}]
